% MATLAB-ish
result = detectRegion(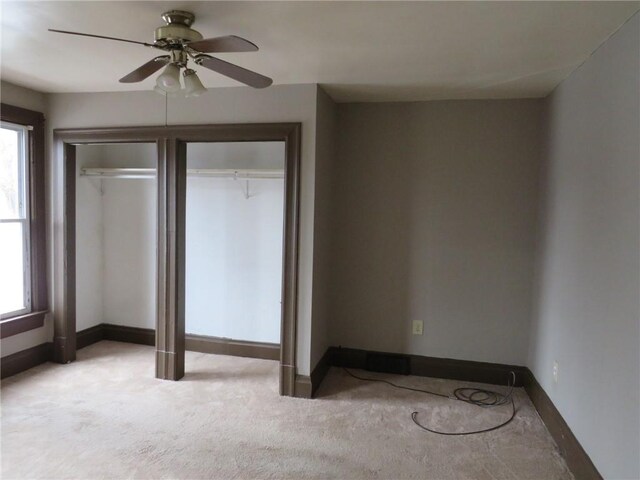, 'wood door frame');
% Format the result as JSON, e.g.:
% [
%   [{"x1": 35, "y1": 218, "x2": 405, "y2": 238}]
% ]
[{"x1": 54, "y1": 123, "x2": 301, "y2": 395}]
